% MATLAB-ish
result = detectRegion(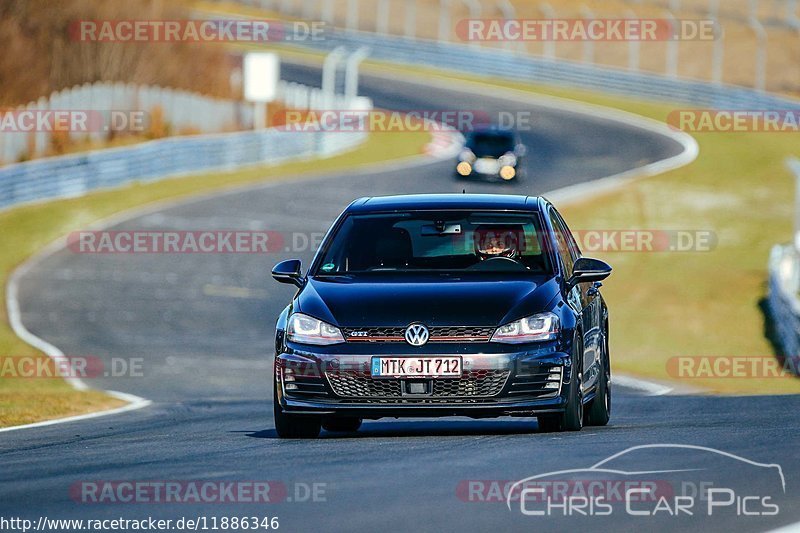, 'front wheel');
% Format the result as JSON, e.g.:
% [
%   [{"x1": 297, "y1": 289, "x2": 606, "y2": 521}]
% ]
[
  {"x1": 273, "y1": 375, "x2": 321, "y2": 439},
  {"x1": 538, "y1": 341, "x2": 583, "y2": 432},
  {"x1": 585, "y1": 337, "x2": 611, "y2": 426}
]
